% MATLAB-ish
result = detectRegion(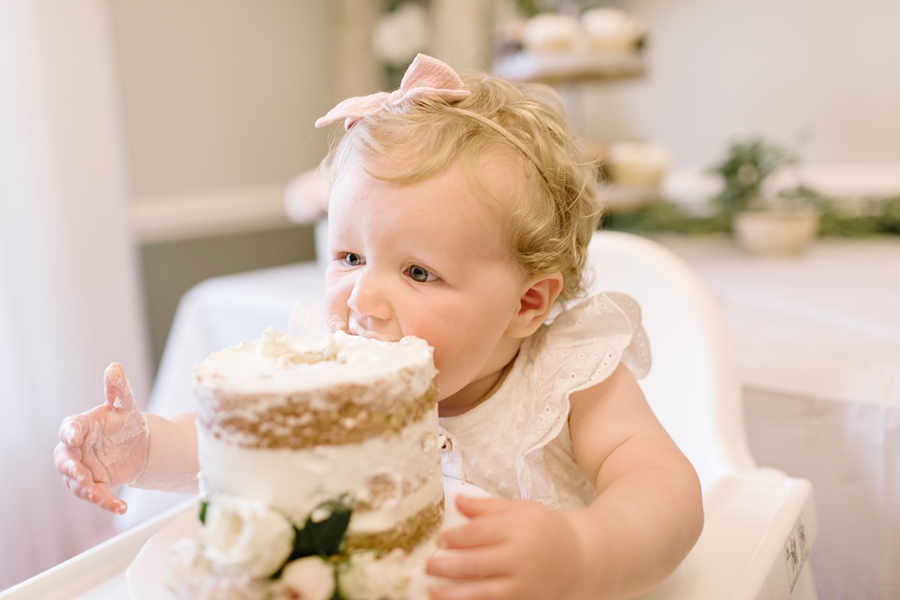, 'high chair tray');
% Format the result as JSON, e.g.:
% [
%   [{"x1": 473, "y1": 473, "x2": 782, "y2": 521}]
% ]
[
  {"x1": 1, "y1": 470, "x2": 815, "y2": 600},
  {"x1": 635, "y1": 470, "x2": 818, "y2": 600}
]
